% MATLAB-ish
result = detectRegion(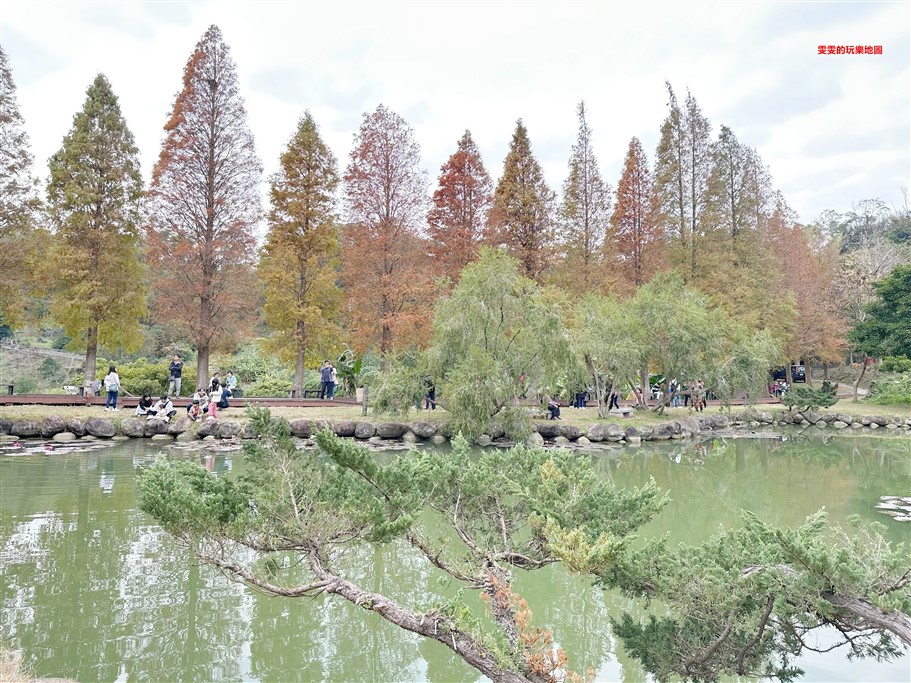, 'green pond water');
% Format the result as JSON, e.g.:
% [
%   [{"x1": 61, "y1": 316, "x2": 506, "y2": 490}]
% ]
[{"x1": 0, "y1": 434, "x2": 909, "y2": 682}]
